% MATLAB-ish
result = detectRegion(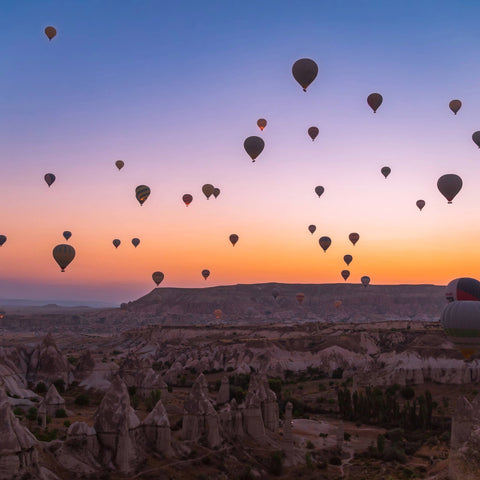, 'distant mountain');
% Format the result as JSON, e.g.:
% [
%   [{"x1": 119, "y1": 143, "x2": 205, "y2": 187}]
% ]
[{"x1": 0, "y1": 298, "x2": 116, "y2": 308}]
